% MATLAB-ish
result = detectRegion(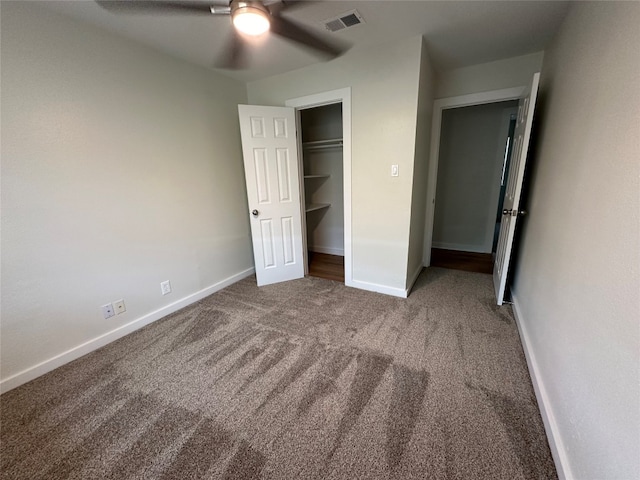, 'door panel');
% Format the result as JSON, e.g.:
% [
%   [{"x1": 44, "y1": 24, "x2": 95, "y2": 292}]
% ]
[
  {"x1": 281, "y1": 217, "x2": 296, "y2": 265},
  {"x1": 276, "y1": 149, "x2": 292, "y2": 202},
  {"x1": 493, "y1": 73, "x2": 540, "y2": 304},
  {"x1": 253, "y1": 149, "x2": 271, "y2": 203},
  {"x1": 239, "y1": 105, "x2": 305, "y2": 286},
  {"x1": 260, "y1": 219, "x2": 276, "y2": 269},
  {"x1": 274, "y1": 117, "x2": 288, "y2": 138}
]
